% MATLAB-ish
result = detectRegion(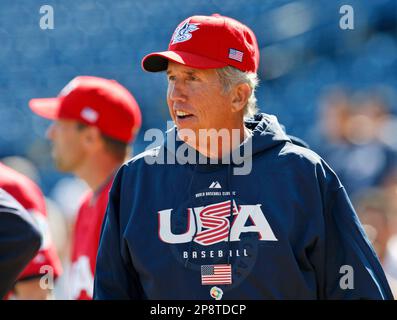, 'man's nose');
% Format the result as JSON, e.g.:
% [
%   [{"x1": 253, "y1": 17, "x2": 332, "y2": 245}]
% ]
[
  {"x1": 46, "y1": 123, "x2": 56, "y2": 140},
  {"x1": 168, "y1": 80, "x2": 186, "y2": 102}
]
